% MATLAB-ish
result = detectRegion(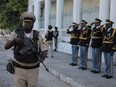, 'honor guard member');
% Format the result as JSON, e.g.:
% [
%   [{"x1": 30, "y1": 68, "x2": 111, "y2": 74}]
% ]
[
  {"x1": 45, "y1": 25, "x2": 54, "y2": 57},
  {"x1": 67, "y1": 22, "x2": 80, "y2": 66},
  {"x1": 4, "y1": 11, "x2": 48, "y2": 87},
  {"x1": 78, "y1": 20, "x2": 91, "y2": 70},
  {"x1": 90, "y1": 18, "x2": 103, "y2": 73},
  {"x1": 112, "y1": 26, "x2": 116, "y2": 52},
  {"x1": 101, "y1": 19, "x2": 116, "y2": 79},
  {"x1": 53, "y1": 27, "x2": 59, "y2": 51}
]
